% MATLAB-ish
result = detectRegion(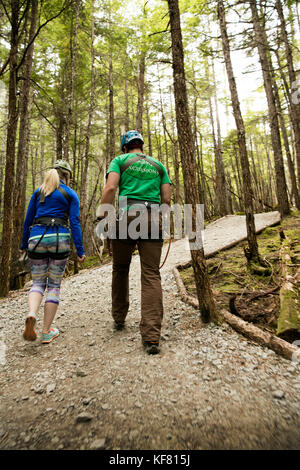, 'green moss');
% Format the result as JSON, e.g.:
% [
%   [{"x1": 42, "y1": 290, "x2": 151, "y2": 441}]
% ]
[
  {"x1": 78, "y1": 253, "x2": 111, "y2": 271},
  {"x1": 248, "y1": 263, "x2": 272, "y2": 277},
  {"x1": 262, "y1": 226, "x2": 279, "y2": 236},
  {"x1": 180, "y1": 213, "x2": 300, "y2": 330},
  {"x1": 277, "y1": 285, "x2": 300, "y2": 337}
]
